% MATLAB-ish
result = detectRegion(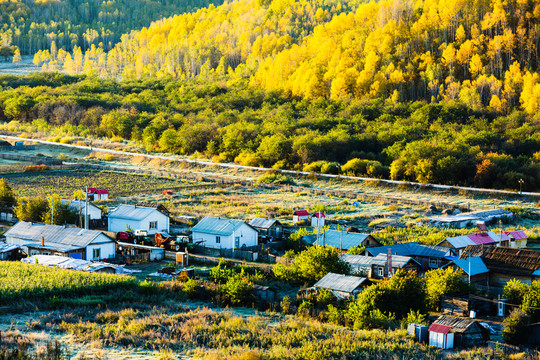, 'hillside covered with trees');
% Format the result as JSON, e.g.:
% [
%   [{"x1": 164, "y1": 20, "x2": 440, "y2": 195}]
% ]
[
  {"x1": 1, "y1": 0, "x2": 540, "y2": 190},
  {"x1": 0, "y1": 0, "x2": 222, "y2": 55}
]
